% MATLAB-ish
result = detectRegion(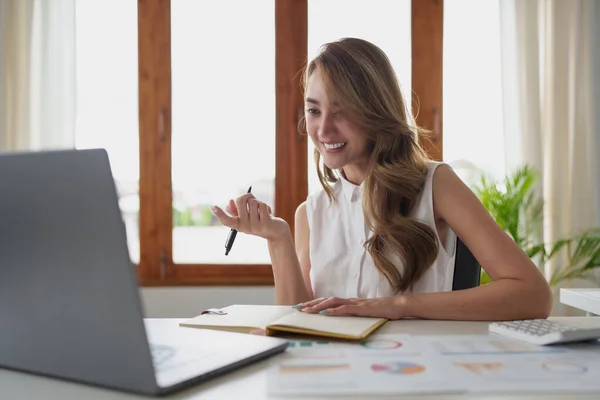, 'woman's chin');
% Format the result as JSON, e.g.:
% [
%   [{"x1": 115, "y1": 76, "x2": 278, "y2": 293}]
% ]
[
  {"x1": 320, "y1": 154, "x2": 347, "y2": 170},
  {"x1": 322, "y1": 160, "x2": 344, "y2": 171}
]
